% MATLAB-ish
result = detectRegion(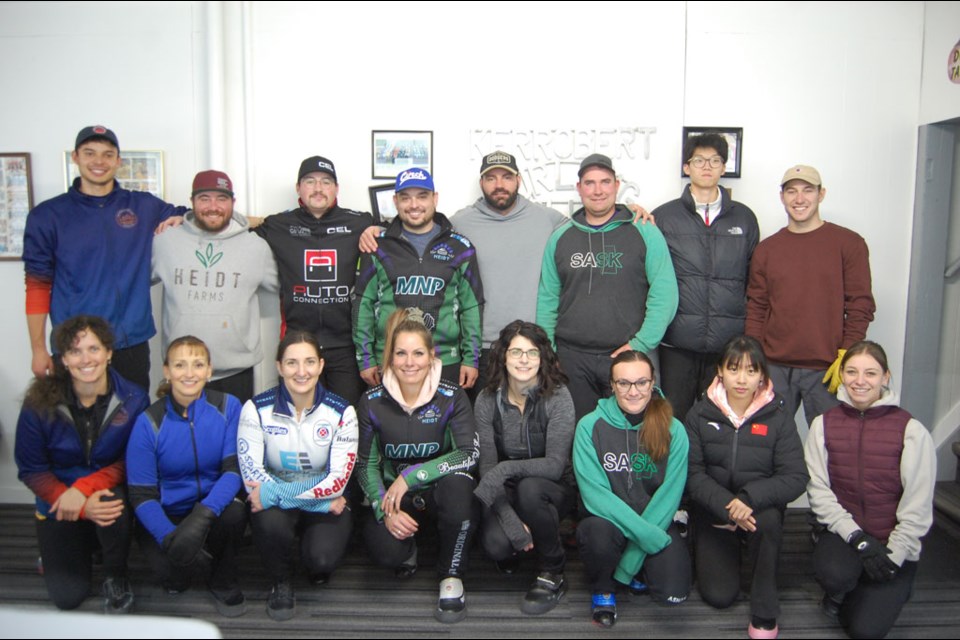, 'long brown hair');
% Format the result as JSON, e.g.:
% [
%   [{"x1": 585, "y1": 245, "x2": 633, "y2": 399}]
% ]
[
  {"x1": 23, "y1": 315, "x2": 115, "y2": 415},
  {"x1": 484, "y1": 320, "x2": 567, "y2": 396},
  {"x1": 156, "y1": 336, "x2": 211, "y2": 400},
  {"x1": 610, "y1": 351, "x2": 673, "y2": 463},
  {"x1": 381, "y1": 308, "x2": 434, "y2": 372}
]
